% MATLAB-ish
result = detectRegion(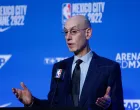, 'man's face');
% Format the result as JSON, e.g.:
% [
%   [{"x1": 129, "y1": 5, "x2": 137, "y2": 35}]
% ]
[{"x1": 64, "y1": 20, "x2": 88, "y2": 53}]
